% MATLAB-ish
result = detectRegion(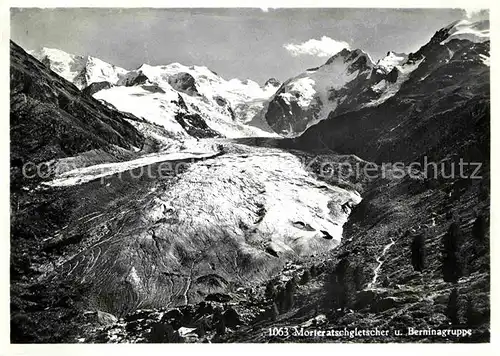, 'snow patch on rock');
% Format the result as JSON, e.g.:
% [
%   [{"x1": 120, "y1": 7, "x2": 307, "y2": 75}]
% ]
[
  {"x1": 364, "y1": 57, "x2": 424, "y2": 108},
  {"x1": 479, "y1": 53, "x2": 490, "y2": 66},
  {"x1": 376, "y1": 51, "x2": 408, "y2": 73}
]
